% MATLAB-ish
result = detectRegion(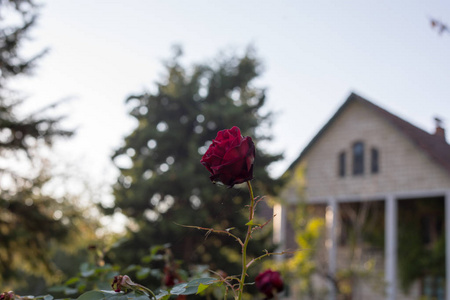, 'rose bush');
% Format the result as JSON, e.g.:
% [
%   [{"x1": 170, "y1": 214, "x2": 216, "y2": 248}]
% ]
[
  {"x1": 255, "y1": 269, "x2": 284, "y2": 299},
  {"x1": 200, "y1": 126, "x2": 255, "y2": 187},
  {"x1": 3, "y1": 126, "x2": 287, "y2": 300}
]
